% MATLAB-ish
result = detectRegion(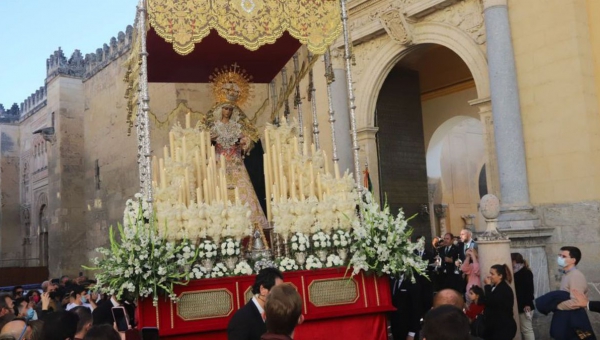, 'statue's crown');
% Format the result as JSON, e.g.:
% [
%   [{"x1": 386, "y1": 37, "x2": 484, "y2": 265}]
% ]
[{"x1": 209, "y1": 63, "x2": 253, "y2": 106}]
